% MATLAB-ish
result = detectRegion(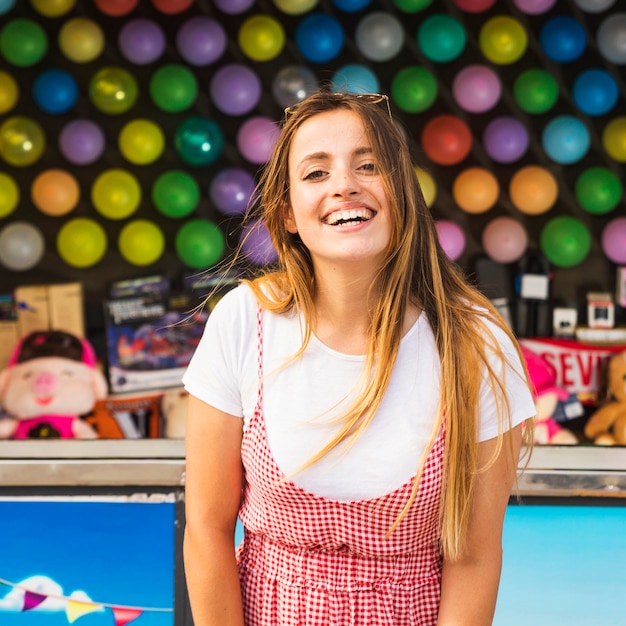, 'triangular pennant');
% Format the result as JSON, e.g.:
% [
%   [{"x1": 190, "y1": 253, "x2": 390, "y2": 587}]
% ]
[
  {"x1": 112, "y1": 607, "x2": 143, "y2": 626},
  {"x1": 66, "y1": 599, "x2": 101, "y2": 623},
  {"x1": 22, "y1": 590, "x2": 47, "y2": 611}
]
